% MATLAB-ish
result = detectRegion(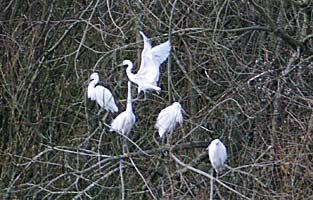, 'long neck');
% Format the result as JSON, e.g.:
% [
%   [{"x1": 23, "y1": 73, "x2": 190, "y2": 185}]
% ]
[
  {"x1": 126, "y1": 81, "x2": 132, "y2": 111},
  {"x1": 94, "y1": 75, "x2": 100, "y2": 83},
  {"x1": 89, "y1": 79, "x2": 97, "y2": 88},
  {"x1": 90, "y1": 74, "x2": 100, "y2": 87},
  {"x1": 125, "y1": 61, "x2": 136, "y2": 83}
]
